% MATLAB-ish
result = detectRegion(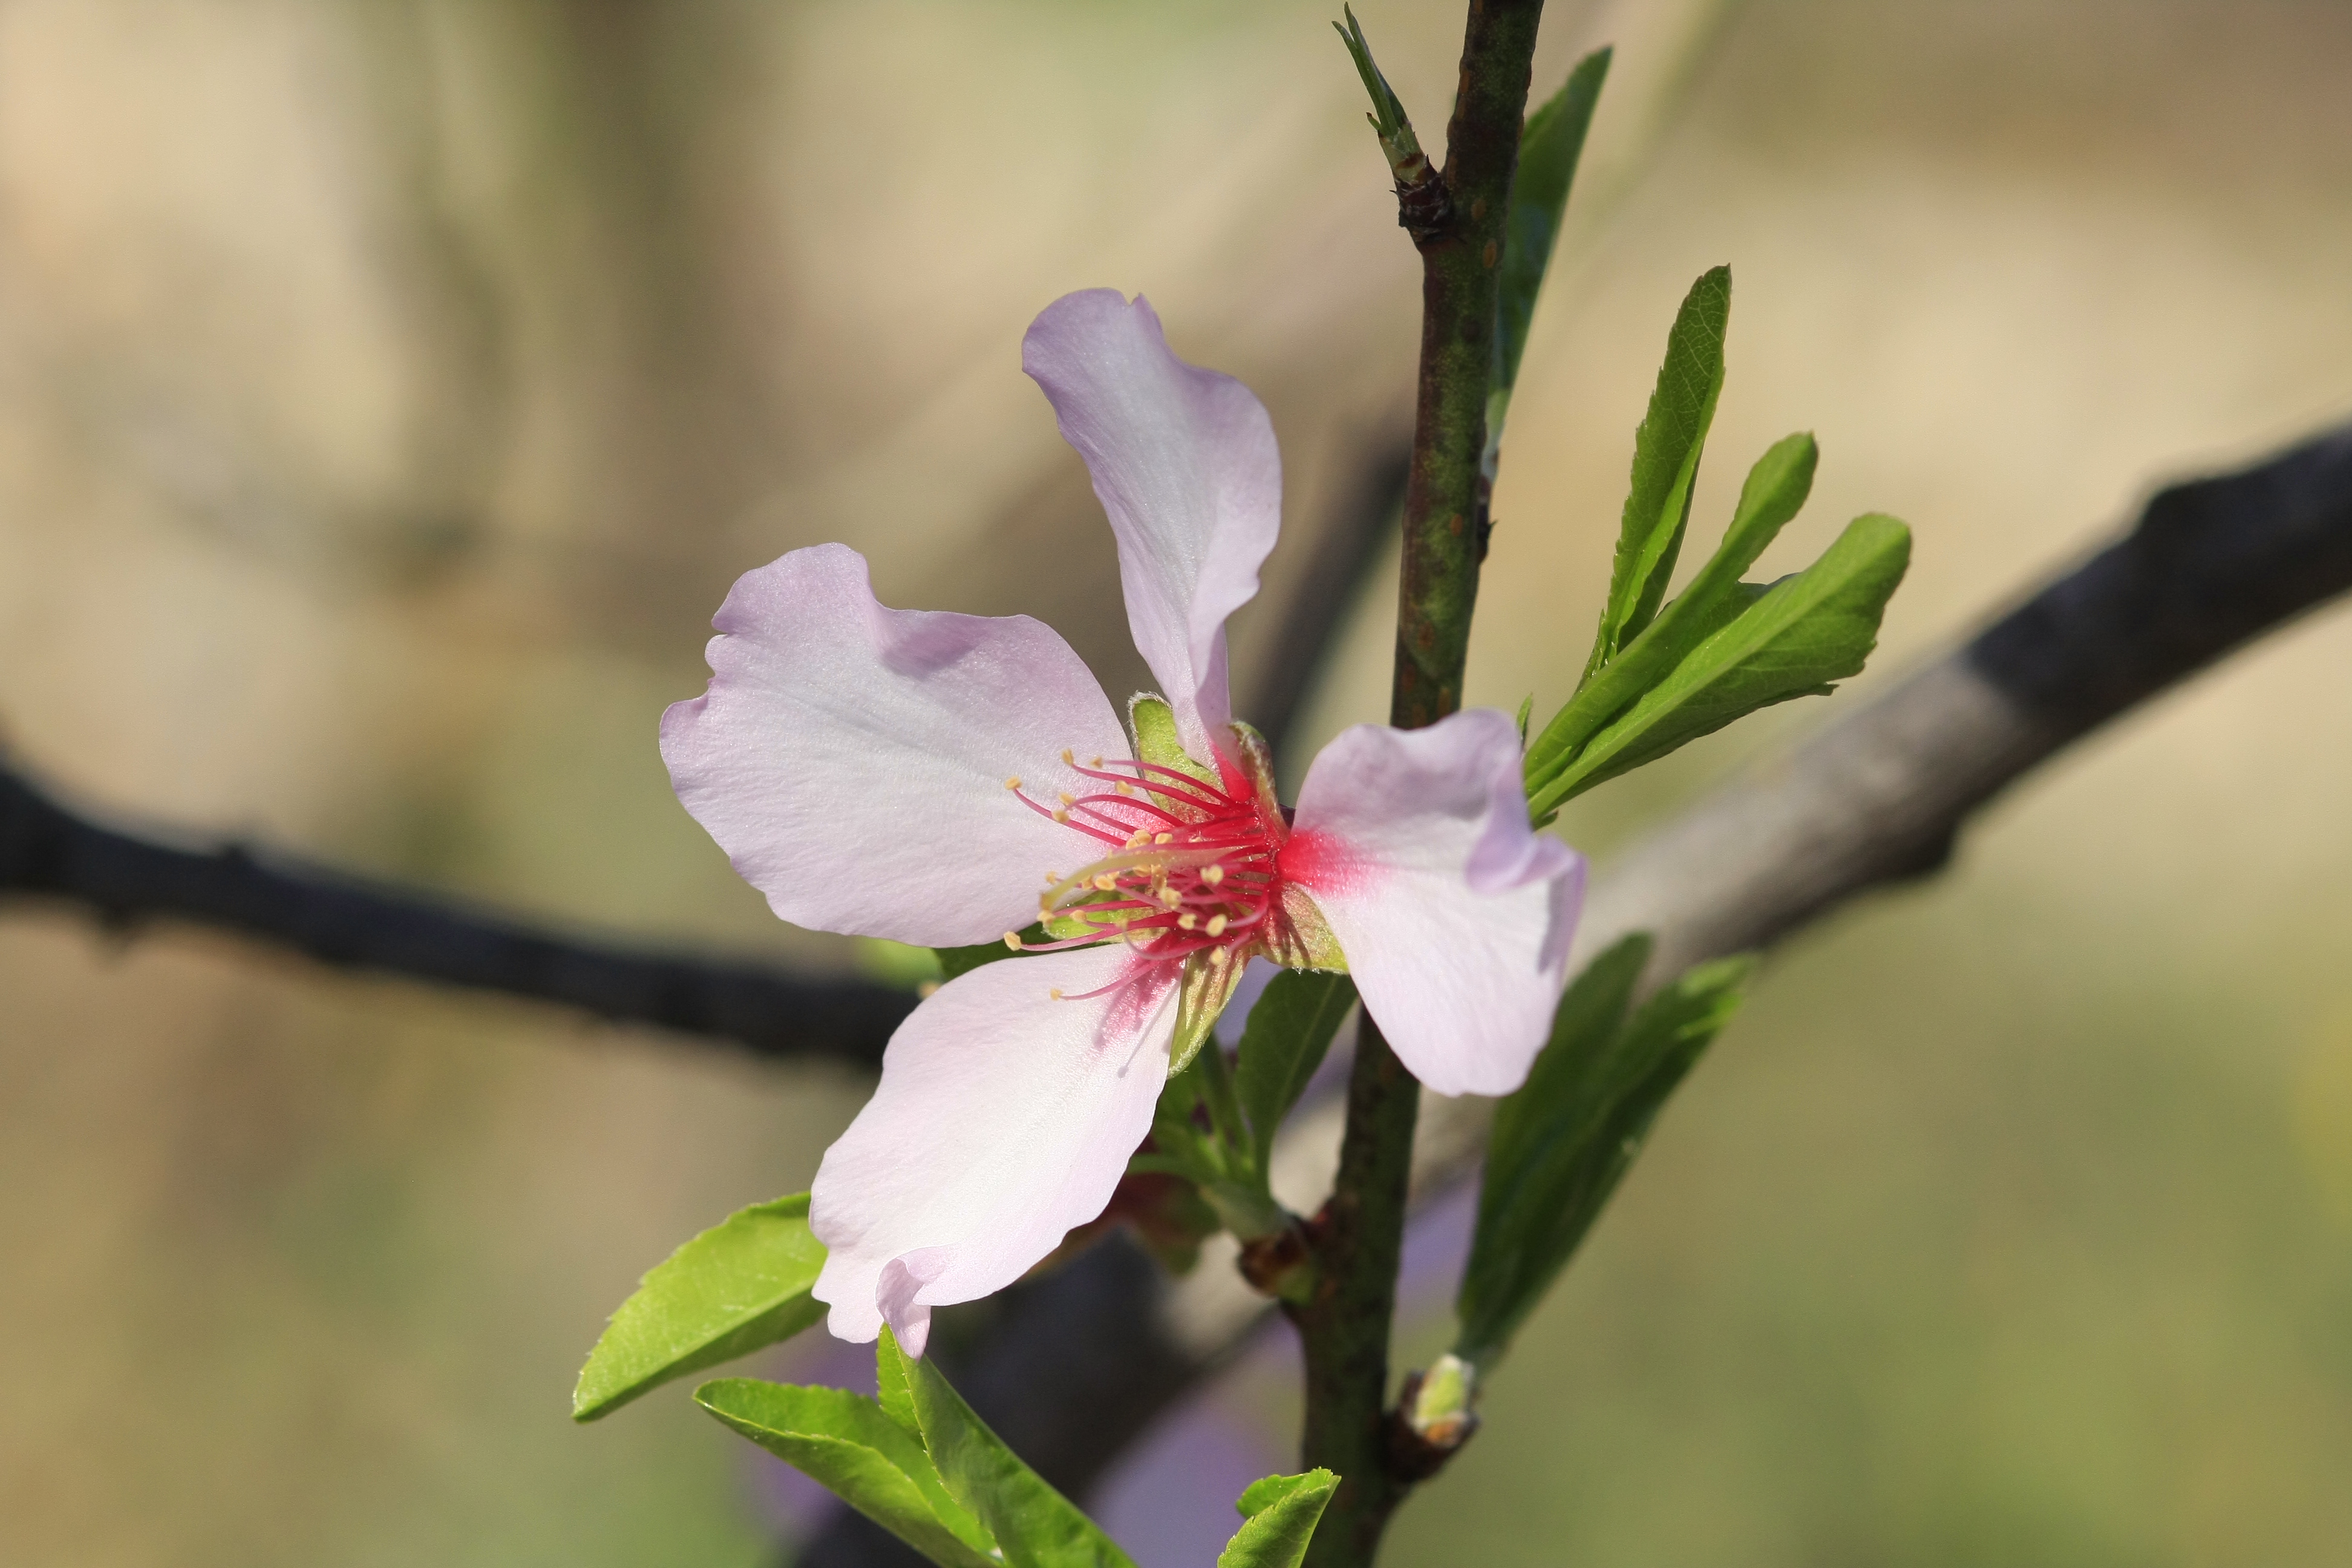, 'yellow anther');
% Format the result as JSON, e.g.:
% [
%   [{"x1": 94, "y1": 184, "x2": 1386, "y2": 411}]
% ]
[
  {"x1": 1125, "y1": 829, "x2": 1150, "y2": 849},
  {"x1": 1093, "y1": 872, "x2": 1119, "y2": 892},
  {"x1": 1003, "y1": 930, "x2": 1023, "y2": 950},
  {"x1": 1177, "y1": 913, "x2": 1197, "y2": 931},
  {"x1": 1049, "y1": 987, "x2": 1065, "y2": 1000},
  {"x1": 1114, "y1": 781, "x2": 1135, "y2": 795},
  {"x1": 1203, "y1": 863, "x2": 1226, "y2": 886},
  {"x1": 1090, "y1": 756, "x2": 1104, "y2": 768},
  {"x1": 1154, "y1": 832, "x2": 1173, "y2": 845},
  {"x1": 1060, "y1": 748, "x2": 1075, "y2": 765},
  {"x1": 1058, "y1": 792, "x2": 1076, "y2": 806},
  {"x1": 1004, "y1": 776, "x2": 1022, "y2": 790},
  {"x1": 1207, "y1": 947, "x2": 1230, "y2": 967},
  {"x1": 1052, "y1": 809, "x2": 1070, "y2": 824},
  {"x1": 1160, "y1": 887, "x2": 1182, "y2": 910},
  {"x1": 1206, "y1": 913, "x2": 1229, "y2": 938}
]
